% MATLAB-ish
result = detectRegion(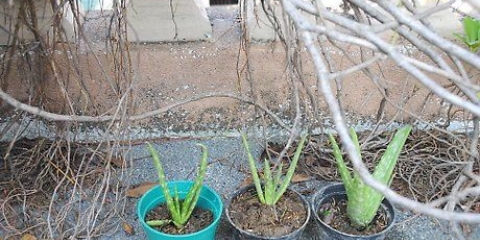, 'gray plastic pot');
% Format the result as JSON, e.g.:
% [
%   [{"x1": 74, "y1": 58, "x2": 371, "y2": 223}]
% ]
[
  {"x1": 225, "y1": 184, "x2": 311, "y2": 240},
  {"x1": 311, "y1": 183, "x2": 395, "y2": 240}
]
